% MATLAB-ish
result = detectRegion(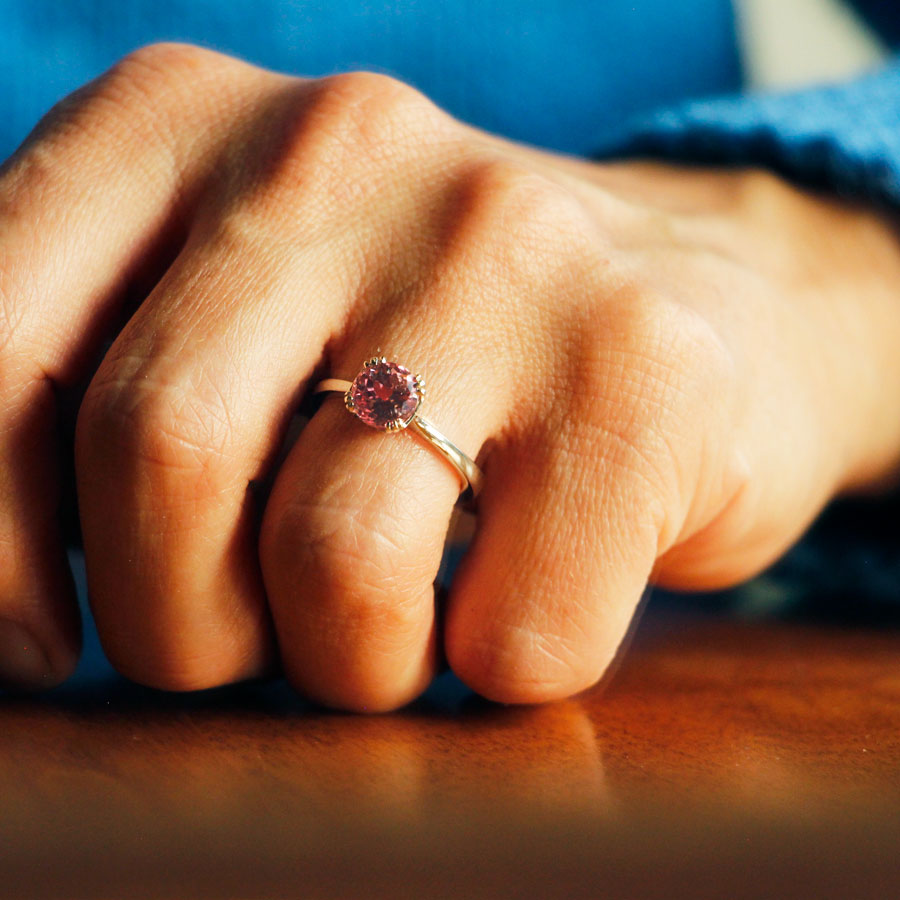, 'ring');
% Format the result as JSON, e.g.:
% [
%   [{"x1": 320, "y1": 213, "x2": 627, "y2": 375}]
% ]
[{"x1": 313, "y1": 356, "x2": 483, "y2": 502}]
